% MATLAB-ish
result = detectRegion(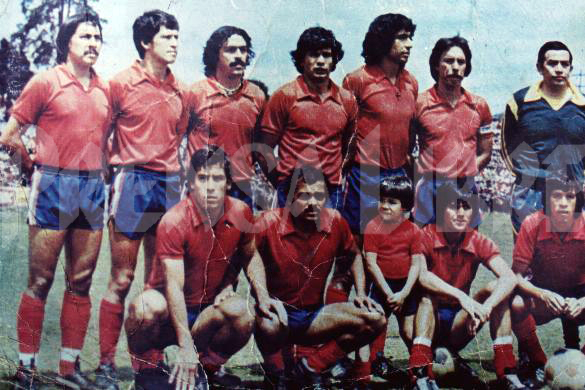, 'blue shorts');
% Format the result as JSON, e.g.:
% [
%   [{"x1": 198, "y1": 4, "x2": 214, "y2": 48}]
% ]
[
  {"x1": 109, "y1": 167, "x2": 181, "y2": 240},
  {"x1": 276, "y1": 177, "x2": 343, "y2": 211},
  {"x1": 413, "y1": 175, "x2": 481, "y2": 227},
  {"x1": 286, "y1": 305, "x2": 324, "y2": 341},
  {"x1": 369, "y1": 278, "x2": 419, "y2": 316},
  {"x1": 436, "y1": 304, "x2": 461, "y2": 347},
  {"x1": 28, "y1": 166, "x2": 105, "y2": 230},
  {"x1": 186, "y1": 303, "x2": 212, "y2": 328},
  {"x1": 342, "y1": 164, "x2": 408, "y2": 233}
]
